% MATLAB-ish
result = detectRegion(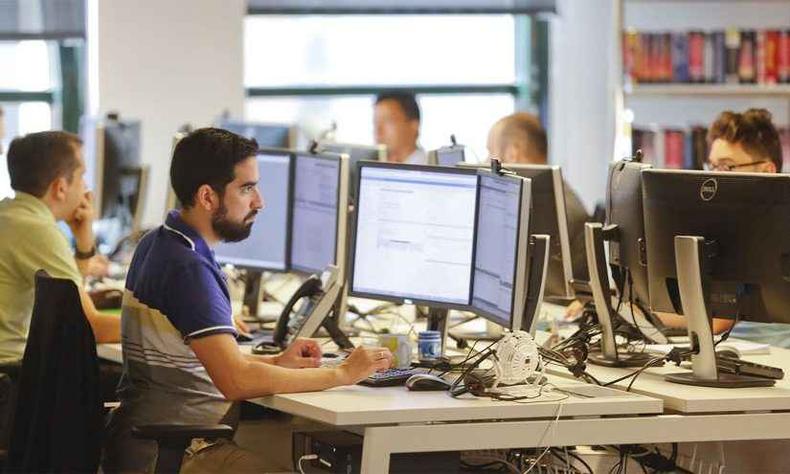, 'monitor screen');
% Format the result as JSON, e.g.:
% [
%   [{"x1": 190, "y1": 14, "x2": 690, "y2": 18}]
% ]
[
  {"x1": 290, "y1": 153, "x2": 341, "y2": 274},
  {"x1": 471, "y1": 172, "x2": 525, "y2": 328},
  {"x1": 219, "y1": 118, "x2": 293, "y2": 148},
  {"x1": 214, "y1": 152, "x2": 292, "y2": 271},
  {"x1": 436, "y1": 147, "x2": 465, "y2": 167},
  {"x1": 351, "y1": 164, "x2": 478, "y2": 307},
  {"x1": 458, "y1": 162, "x2": 574, "y2": 299}
]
